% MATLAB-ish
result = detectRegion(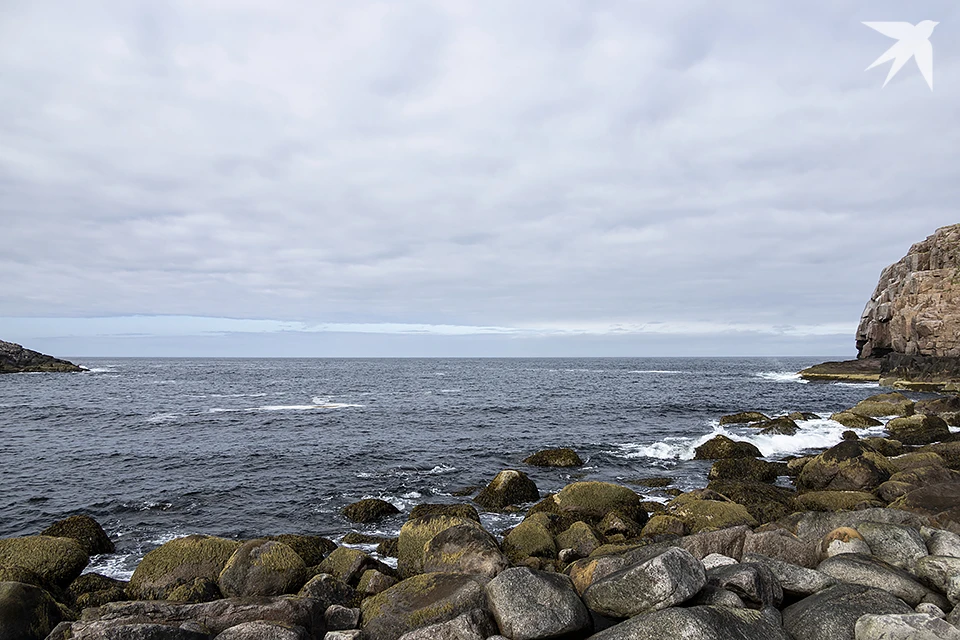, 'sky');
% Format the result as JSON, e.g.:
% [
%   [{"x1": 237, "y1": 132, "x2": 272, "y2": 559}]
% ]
[{"x1": 1, "y1": 1, "x2": 958, "y2": 358}]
